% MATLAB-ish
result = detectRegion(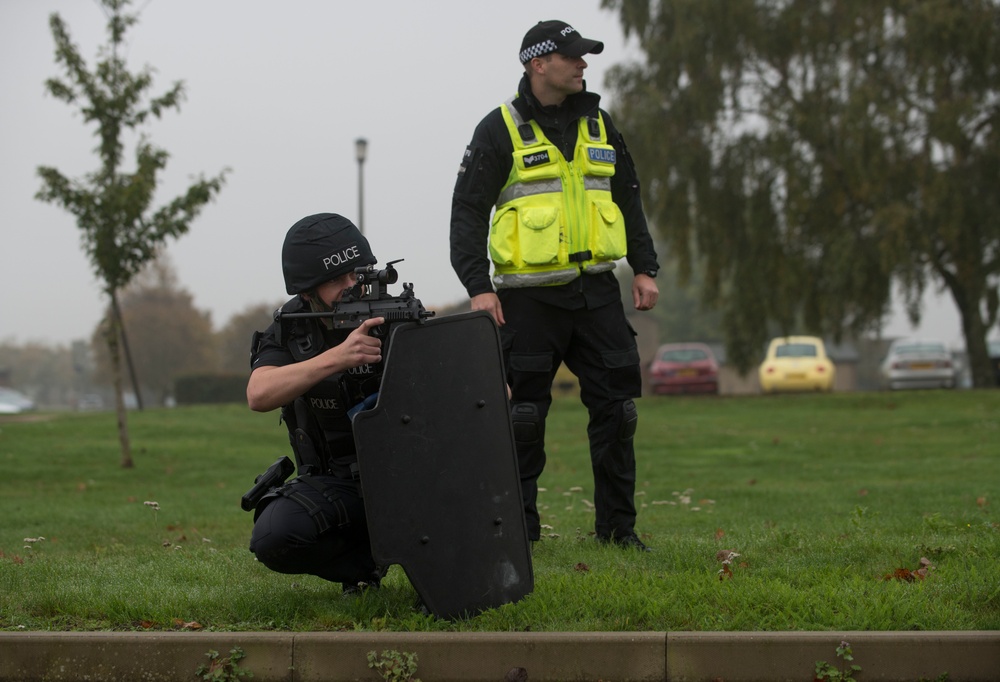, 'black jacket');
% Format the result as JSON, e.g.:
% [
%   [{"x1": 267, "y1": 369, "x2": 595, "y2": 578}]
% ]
[{"x1": 450, "y1": 75, "x2": 659, "y2": 310}]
